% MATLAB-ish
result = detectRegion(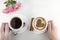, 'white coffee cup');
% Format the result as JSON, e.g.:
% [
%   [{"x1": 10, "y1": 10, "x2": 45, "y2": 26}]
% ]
[
  {"x1": 32, "y1": 17, "x2": 47, "y2": 34},
  {"x1": 9, "y1": 17, "x2": 24, "y2": 31},
  {"x1": 8, "y1": 14, "x2": 28, "y2": 34}
]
